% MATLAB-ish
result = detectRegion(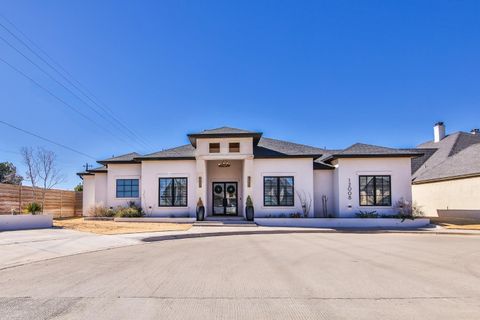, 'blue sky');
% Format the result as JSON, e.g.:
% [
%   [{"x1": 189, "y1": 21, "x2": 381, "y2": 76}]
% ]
[{"x1": 1, "y1": 0, "x2": 479, "y2": 189}]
